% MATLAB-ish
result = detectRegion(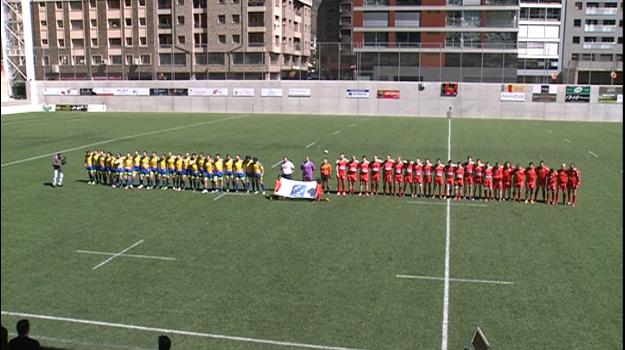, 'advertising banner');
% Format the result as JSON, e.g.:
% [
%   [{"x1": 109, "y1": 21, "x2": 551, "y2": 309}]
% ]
[
  {"x1": 87, "y1": 104, "x2": 107, "y2": 112},
  {"x1": 188, "y1": 88, "x2": 229, "y2": 96},
  {"x1": 565, "y1": 85, "x2": 591, "y2": 103},
  {"x1": 44, "y1": 88, "x2": 79, "y2": 96},
  {"x1": 274, "y1": 178, "x2": 317, "y2": 199},
  {"x1": 377, "y1": 89, "x2": 400, "y2": 99},
  {"x1": 531, "y1": 85, "x2": 557, "y2": 102},
  {"x1": 261, "y1": 88, "x2": 283, "y2": 97},
  {"x1": 233, "y1": 88, "x2": 255, "y2": 97},
  {"x1": 598, "y1": 86, "x2": 623, "y2": 104},
  {"x1": 346, "y1": 89, "x2": 370, "y2": 98},
  {"x1": 55, "y1": 104, "x2": 88, "y2": 112},
  {"x1": 441, "y1": 83, "x2": 458, "y2": 97},
  {"x1": 288, "y1": 88, "x2": 311, "y2": 97}
]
